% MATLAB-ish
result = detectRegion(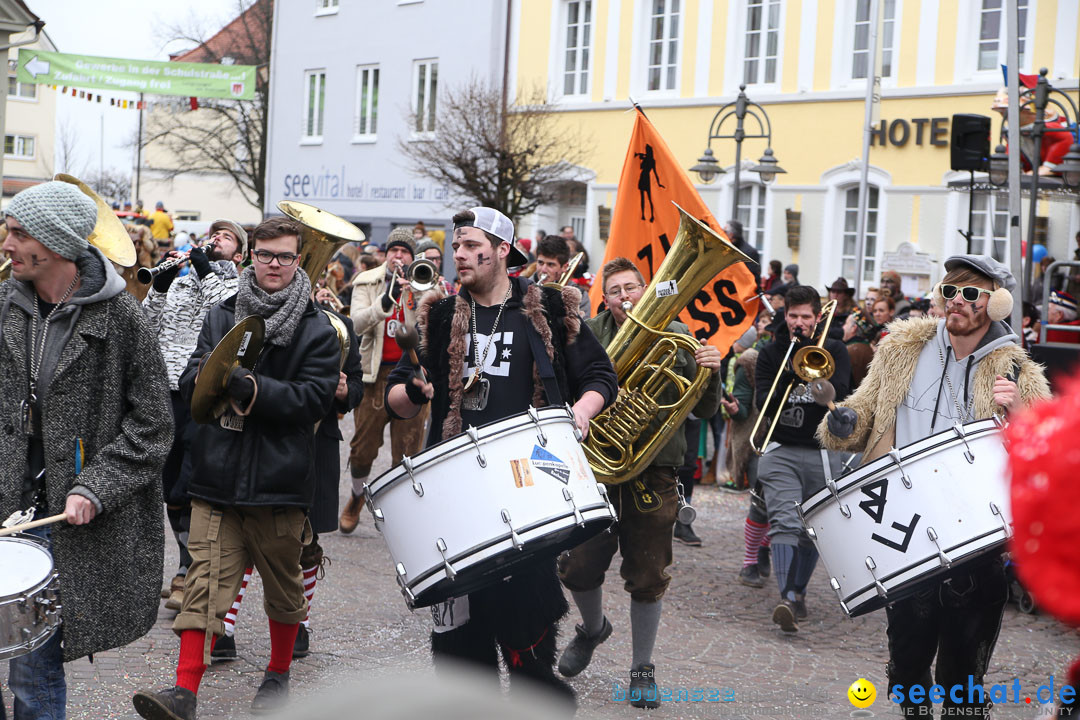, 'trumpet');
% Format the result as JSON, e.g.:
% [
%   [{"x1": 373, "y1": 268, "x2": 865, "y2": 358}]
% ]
[
  {"x1": 750, "y1": 299, "x2": 838, "y2": 455},
  {"x1": 138, "y1": 241, "x2": 216, "y2": 284}
]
